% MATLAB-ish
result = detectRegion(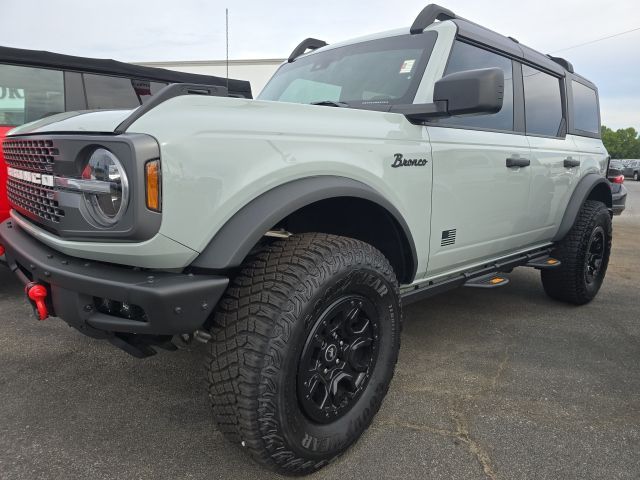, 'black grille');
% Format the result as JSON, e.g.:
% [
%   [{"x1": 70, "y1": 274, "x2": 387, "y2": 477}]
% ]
[
  {"x1": 2, "y1": 137, "x2": 65, "y2": 223},
  {"x1": 6, "y1": 178, "x2": 65, "y2": 223},
  {"x1": 2, "y1": 138, "x2": 60, "y2": 173}
]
